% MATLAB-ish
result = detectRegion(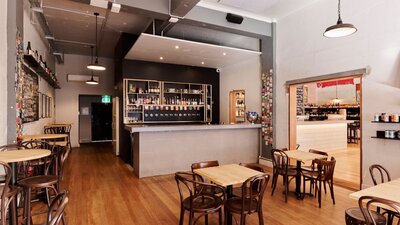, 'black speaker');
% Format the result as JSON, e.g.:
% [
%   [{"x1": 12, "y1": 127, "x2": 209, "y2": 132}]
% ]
[{"x1": 226, "y1": 13, "x2": 243, "y2": 24}]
